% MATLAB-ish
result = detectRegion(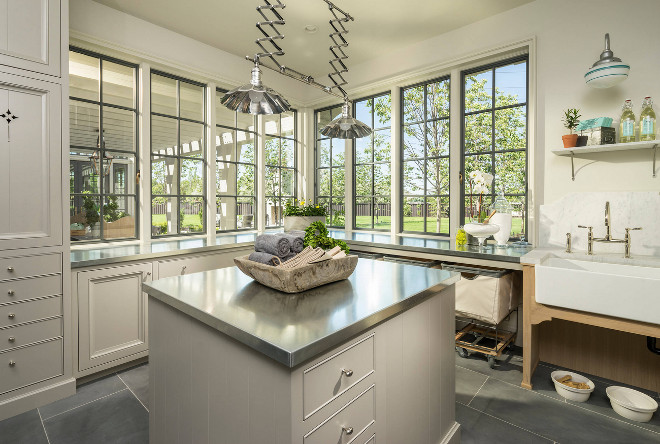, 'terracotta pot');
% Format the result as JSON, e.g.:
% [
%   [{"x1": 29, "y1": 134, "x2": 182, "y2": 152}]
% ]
[{"x1": 562, "y1": 134, "x2": 579, "y2": 148}]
